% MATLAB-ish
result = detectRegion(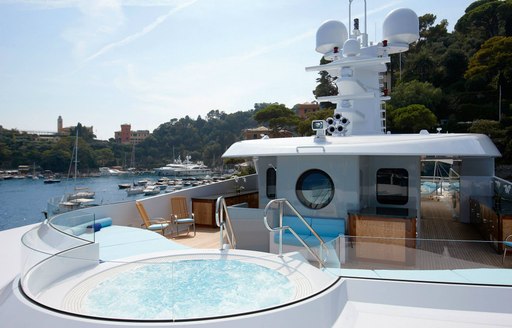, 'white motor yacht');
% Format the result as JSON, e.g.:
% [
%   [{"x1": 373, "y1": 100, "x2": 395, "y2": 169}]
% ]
[
  {"x1": 1, "y1": 2, "x2": 511, "y2": 327},
  {"x1": 154, "y1": 156, "x2": 213, "y2": 177}
]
